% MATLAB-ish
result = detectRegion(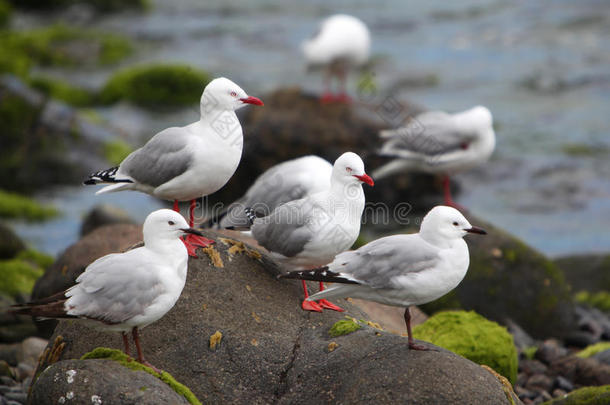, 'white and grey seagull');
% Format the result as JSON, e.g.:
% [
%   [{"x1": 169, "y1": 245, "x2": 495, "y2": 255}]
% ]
[
  {"x1": 84, "y1": 77, "x2": 263, "y2": 256},
  {"x1": 279, "y1": 205, "x2": 486, "y2": 350},
  {"x1": 204, "y1": 155, "x2": 332, "y2": 229},
  {"x1": 11, "y1": 209, "x2": 201, "y2": 370},
  {"x1": 373, "y1": 106, "x2": 495, "y2": 209},
  {"x1": 246, "y1": 152, "x2": 374, "y2": 312},
  {"x1": 302, "y1": 14, "x2": 371, "y2": 103}
]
